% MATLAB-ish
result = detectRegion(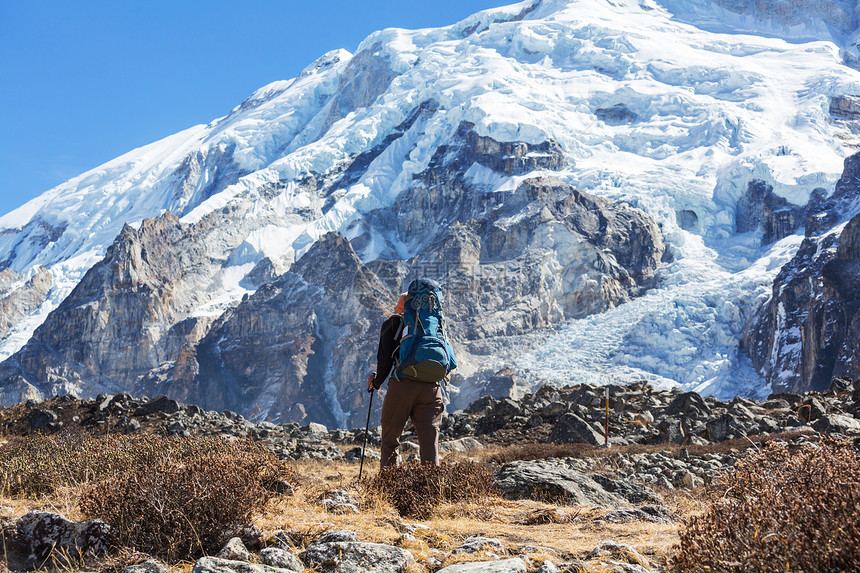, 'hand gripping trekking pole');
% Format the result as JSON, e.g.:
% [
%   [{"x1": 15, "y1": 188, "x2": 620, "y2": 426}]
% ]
[{"x1": 358, "y1": 387, "x2": 374, "y2": 480}]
